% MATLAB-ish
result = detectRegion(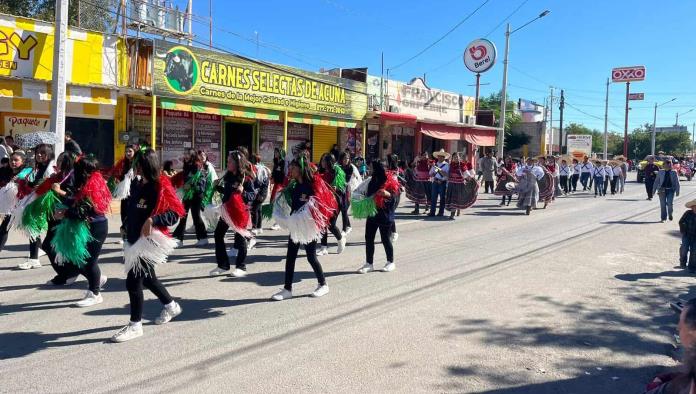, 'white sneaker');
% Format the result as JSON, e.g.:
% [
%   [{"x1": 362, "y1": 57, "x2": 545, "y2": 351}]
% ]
[
  {"x1": 76, "y1": 291, "x2": 103, "y2": 307},
  {"x1": 383, "y1": 262, "x2": 396, "y2": 272},
  {"x1": 311, "y1": 284, "x2": 329, "y2": 298},
  {"x1": 227, "y1": 248, "x2": 238, "y2": 257},
  {"x1": 251, "y1": 229, "x2": 260, "y2": 236},
  {"x1": 271, "y1": 288, "x2": 293, "y2": 301},
  {"x1": 17, "y1": 259, "x2": 41, "y2": 270},
  {"x1": 270, "y1": 224, "x2": 281, "y2": 231},
  {"x1": 111, "y1": 323, "x2": 143, "y2": 343},
  {"x1": 316, "y1": 246, "x2": 328, "y2": 256},
  {"x1": 174, "y1": 240, "x2": 183, "y2": 248},
  {"x1": 38, "y1": 248, "x2": 46, "y2": 257},
  {"x1": 116, "y1": 239, "x2": 124, "y2": 245},
  {"x1": 257, "y1": 228, "x2": 264, "y2": 235},
  {"x1": 357, "y1": 263, "x2": 374, "y2": 274},
  {"x1": 99, "y1": 275, "x2": 108, "y2": 289},
  {"x1": 345, "y1": 227, "x2": 352, "y2": 235},
  {"x1": 155, "y1": 301, "x2": 182, "y2": 325},
  {"x1": 209, "y1": 267, "x2": 229, "y2": 276},
  {"x1": 194, "y1": 238, "x2": 209, "y2": 247},
  {"x1": 231, "y1": 268, "x2": 247, "y2": 278},
  {"x1": 337, "y1": 236, "x2": 347, "y2": 254},
  {"x1": 390, "y1": 232, "x2": 399, "y2": 243},
  {"x1": 247, "y1": 238, "x2": 257, "y2": 251}
]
